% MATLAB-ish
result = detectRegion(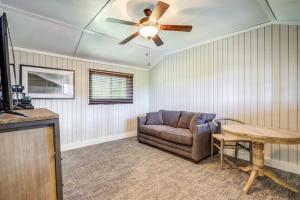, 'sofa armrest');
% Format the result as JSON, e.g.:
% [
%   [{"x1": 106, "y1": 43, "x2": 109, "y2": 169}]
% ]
[
  {"x1": 137, "y1": 116, "x2": 146, "y2": 128},
  {"x1": 192, "y1": 122, "x2": 216, "y2": 161},
  {"x1": 137, "y1": 116, "x2": 146, "y2": 142}
]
